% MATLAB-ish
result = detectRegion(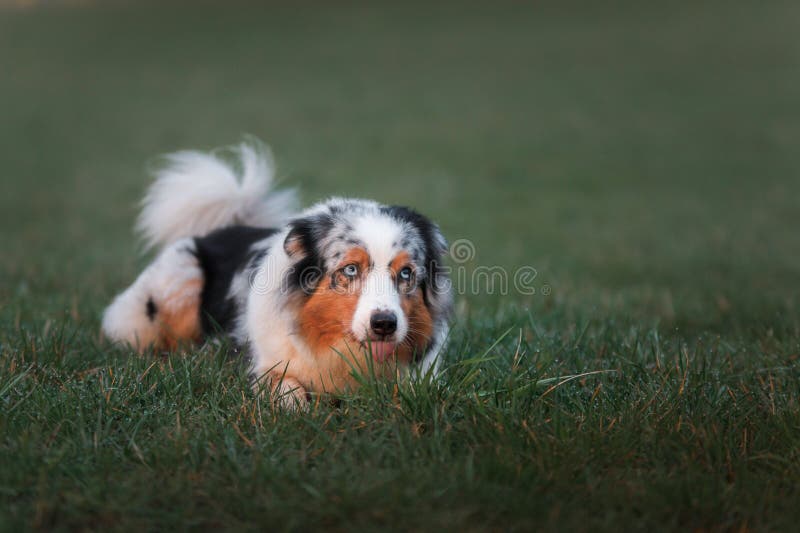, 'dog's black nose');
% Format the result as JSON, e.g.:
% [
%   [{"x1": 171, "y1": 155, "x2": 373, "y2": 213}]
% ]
[{"x1": 370, "y1": 311, "x2": 397, "y2": 336}]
